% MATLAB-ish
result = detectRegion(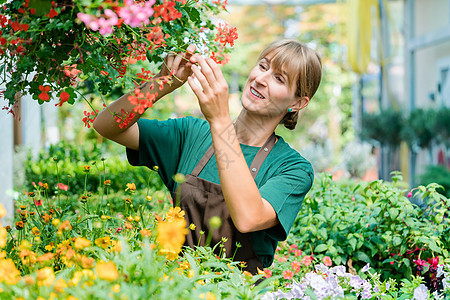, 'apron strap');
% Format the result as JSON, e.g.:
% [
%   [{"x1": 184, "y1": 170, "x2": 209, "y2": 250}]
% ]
[
  {"x1": 249, "y1": 133, "x2": 277, "y2": 179},
  {"x1": 191, "y1": 132, "x2": 277, "y2": 178}
]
